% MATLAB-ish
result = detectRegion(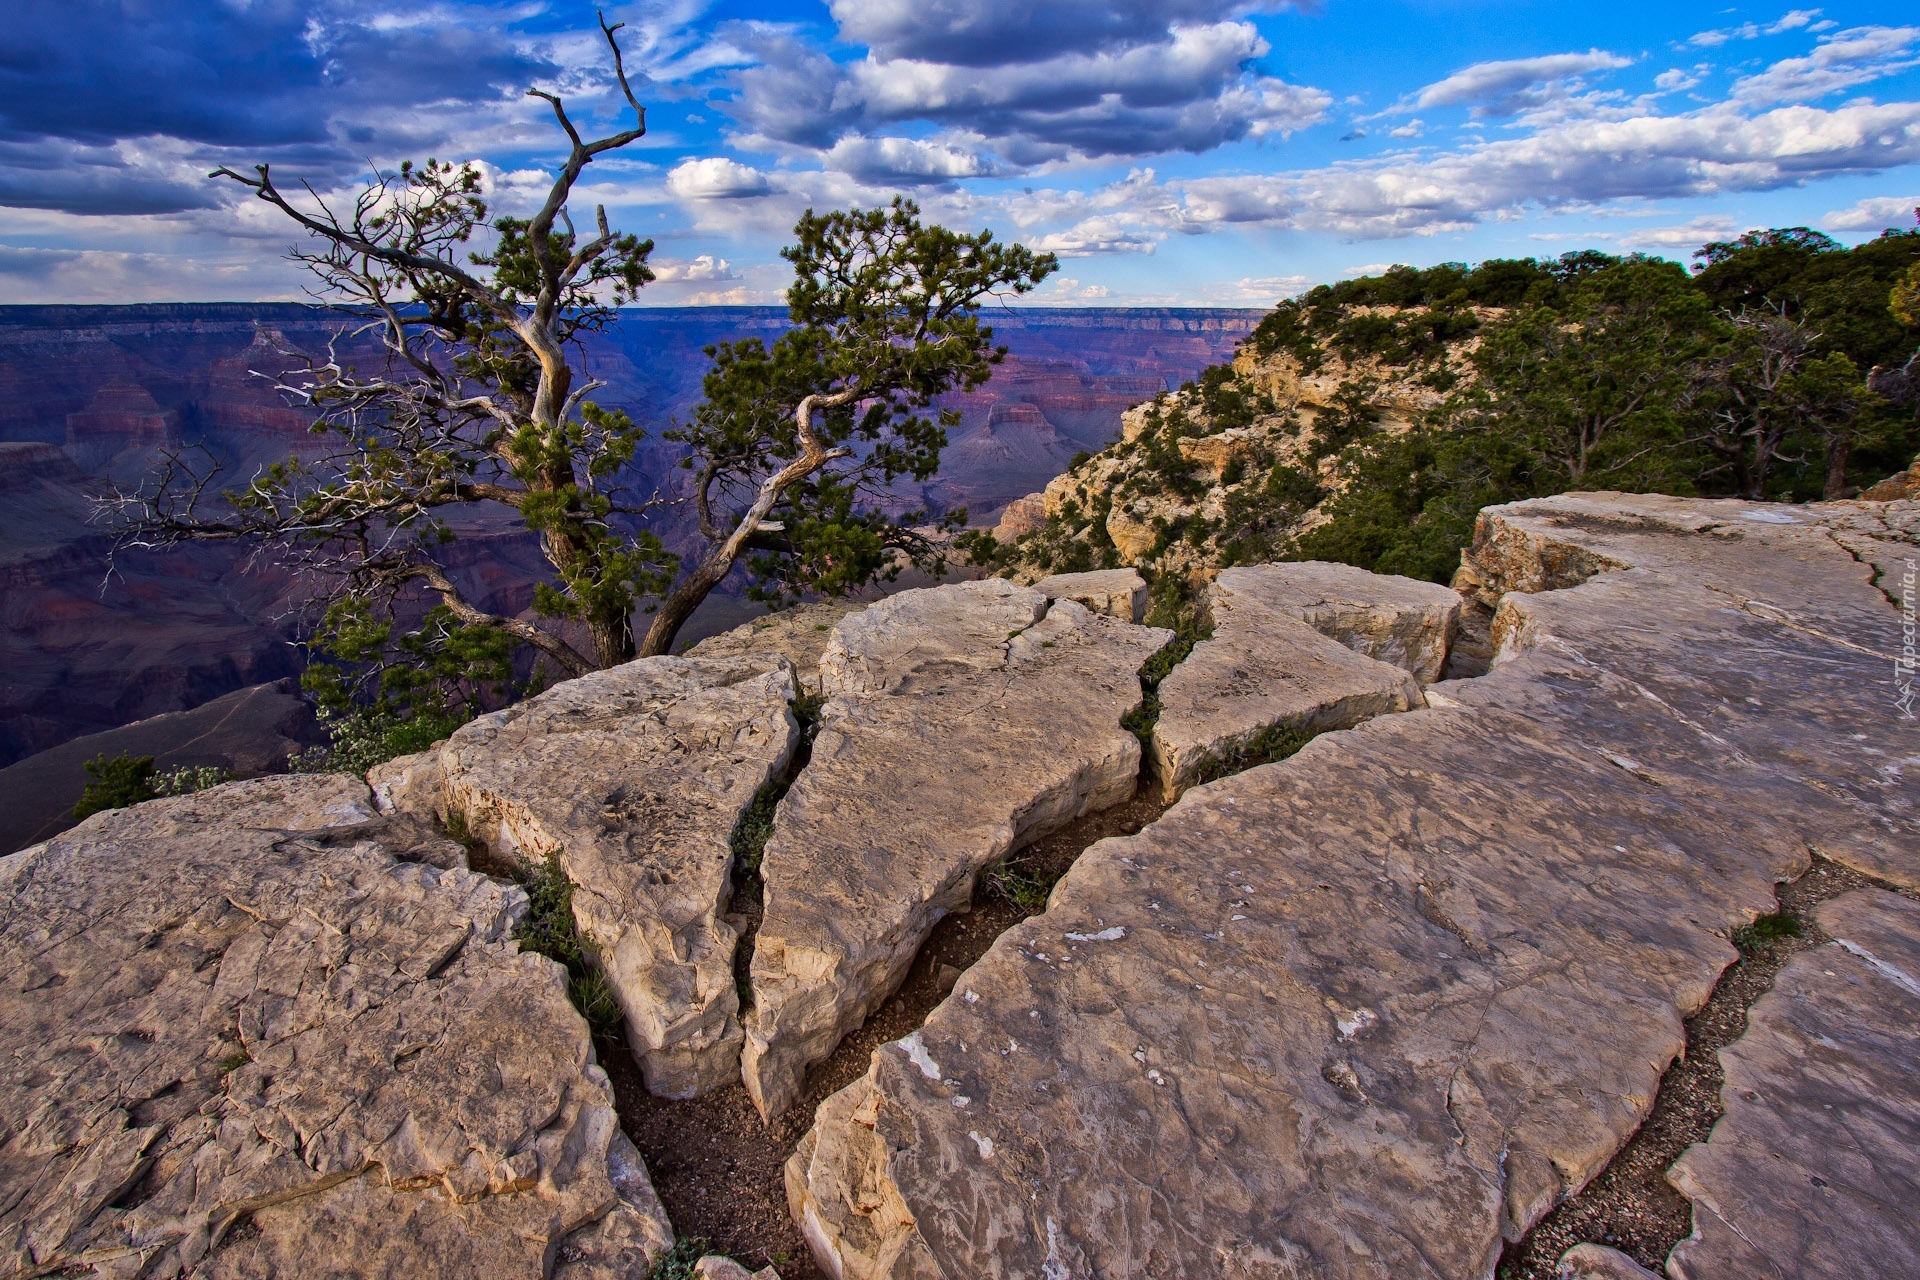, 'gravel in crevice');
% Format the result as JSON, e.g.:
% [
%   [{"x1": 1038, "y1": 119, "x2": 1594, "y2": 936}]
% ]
[{"x1": 1498, "y1": 853, "x2": 1918, "y2": 1279}]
